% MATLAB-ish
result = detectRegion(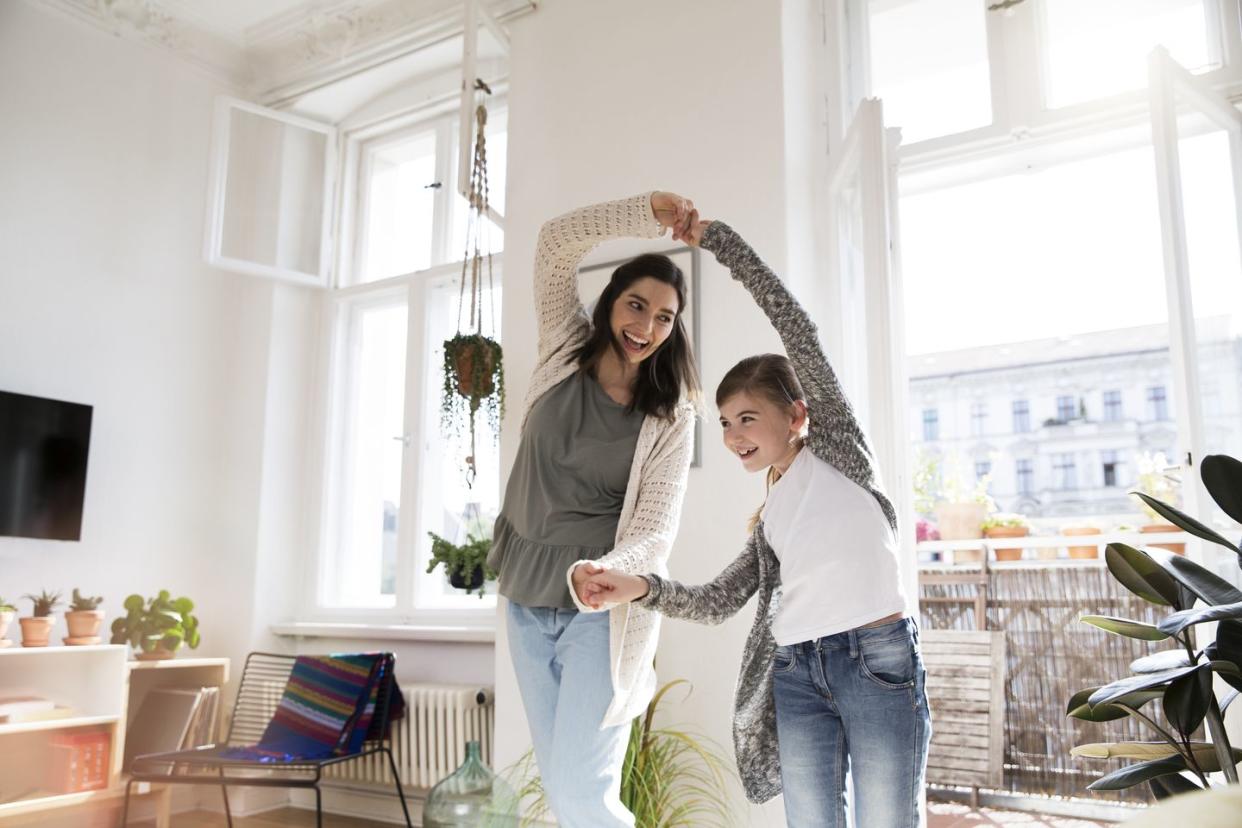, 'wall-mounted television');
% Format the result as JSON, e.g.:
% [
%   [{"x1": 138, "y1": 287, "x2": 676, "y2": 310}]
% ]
[{"x1": 0, "y1": 390, "x2": 93, "y2": 541}]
